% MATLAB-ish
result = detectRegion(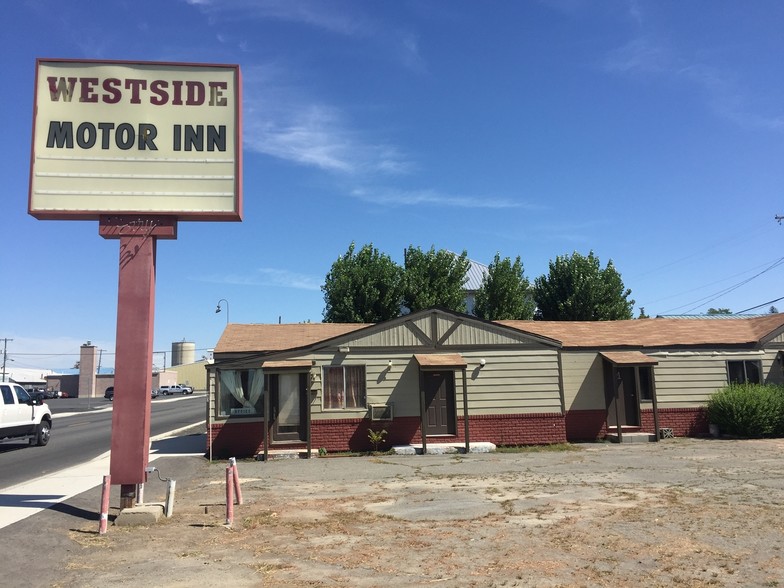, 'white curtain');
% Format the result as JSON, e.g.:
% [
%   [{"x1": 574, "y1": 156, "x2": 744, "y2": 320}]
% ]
[
  {"x1": 248, "y1": 369, "x2": 264, "y2": 410},
  {"x1": 220, "y1": 370, "x2": 249, "y2": 408}
]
